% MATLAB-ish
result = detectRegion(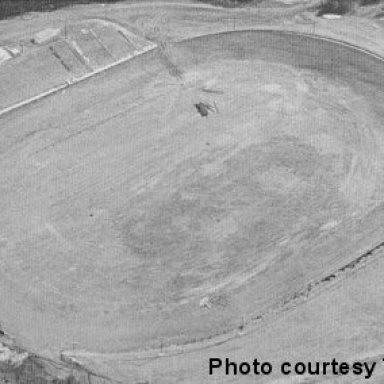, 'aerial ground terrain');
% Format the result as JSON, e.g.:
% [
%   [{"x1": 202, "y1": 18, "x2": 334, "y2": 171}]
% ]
[{"x1": 1, "y1": 0, "x2": 384, "y2": 383}]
